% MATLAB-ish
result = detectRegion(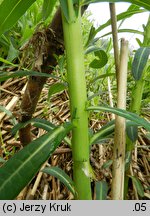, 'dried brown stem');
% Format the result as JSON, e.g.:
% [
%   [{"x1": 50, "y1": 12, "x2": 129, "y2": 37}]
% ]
[
  {"x1": 19, "y1": 6, "x2": 88, "y2": 146},
  {"x1": 109, "y1": 3, "x2": 120, "y2": 84},
  {"x1": 112, "y1": 39, "x2": 128, "y2": 200},
  {"x1": 19, "y1": 8, "x2": 64, "y2": 145}
]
